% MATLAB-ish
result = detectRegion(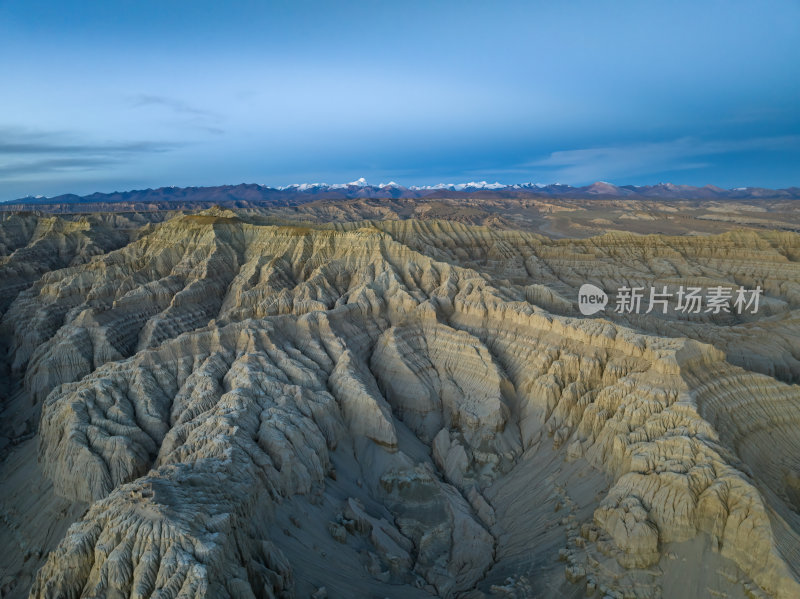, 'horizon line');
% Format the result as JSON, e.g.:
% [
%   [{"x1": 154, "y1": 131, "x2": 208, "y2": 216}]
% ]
[{"x1": 6, "y1": 178, "x2": 800, "y2": 203}]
